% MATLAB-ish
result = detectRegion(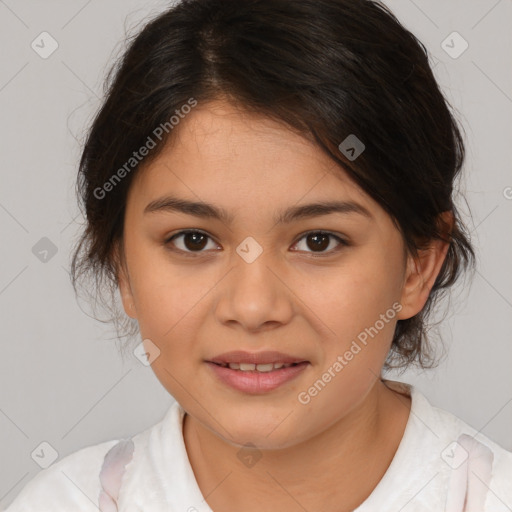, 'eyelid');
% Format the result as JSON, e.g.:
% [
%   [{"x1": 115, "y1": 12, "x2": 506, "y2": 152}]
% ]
[{"x1": 165, "y1": 229, "x2": 349, "y2": 257}]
